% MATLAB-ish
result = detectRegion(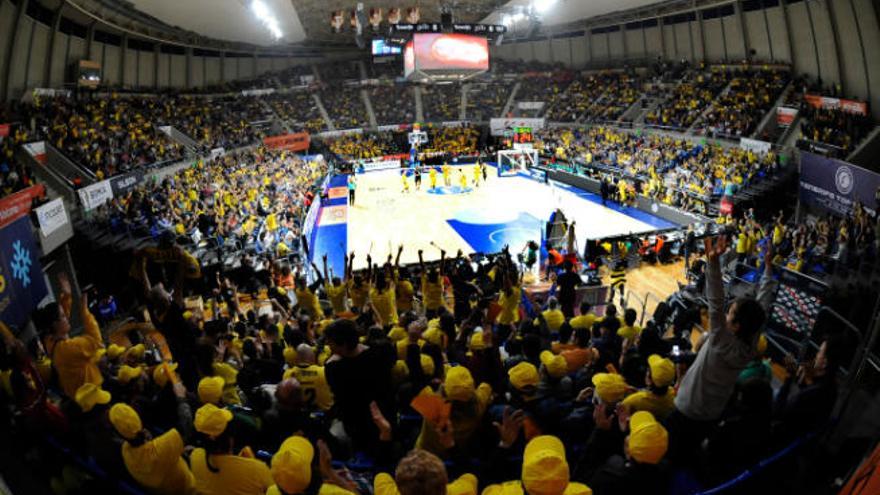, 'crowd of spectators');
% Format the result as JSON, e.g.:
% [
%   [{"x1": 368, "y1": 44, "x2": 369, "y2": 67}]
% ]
[
  {"x1": 0, "y1": 202, "x2": 847, "y2": 494},
  {"x1": 370, "y1": 85, "x2": 416, "y2": 125},
  {"x1": 320, "y1": 61, "x2": 362, "y2": 82},
  {"x1": 545, "y1": 72, "x2": 641, "y2": 123},
  {"x1": 700, "y1": 69, "x2": 790, "y2": 138},
  {"x1": 644, "y1": 69, "x2": 730, "y2": 129},
  {"x1": 465, "y1": 81, "x2": 515, "y2": 121},
  {"x1": 537, "y1": 126, "x2": 781, "y2": 215},
  {"x1": 0, "y1": 123, "x2": 39, "y2": 196},
  {"x1": 266, "y1": 91, "x2": 326, "y2": 133},
  {"x1": 422, "y1": 126, "x2": 480, "y2": 155},
  {"x1": 421, "y1": 84, "x2": 463, "y2": 123},
  {"x1": 326, "y1": 133, "x2": 395, "y2": 161},
  {"x1": 168, "y1": 96, "x2": 269, "y2": 151},
  {"x1": 32, "y1": 95, "x2": 187, "y2": 178},
  {"x1": 513, "y1": 74, "x2": 574, "y2": 117},
  {"x1": 797, "y1": 106, "x2": 874, "y2": 155},
  {"x1": 321, "y1": 86, "x2": 370, "y2": 130}
]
